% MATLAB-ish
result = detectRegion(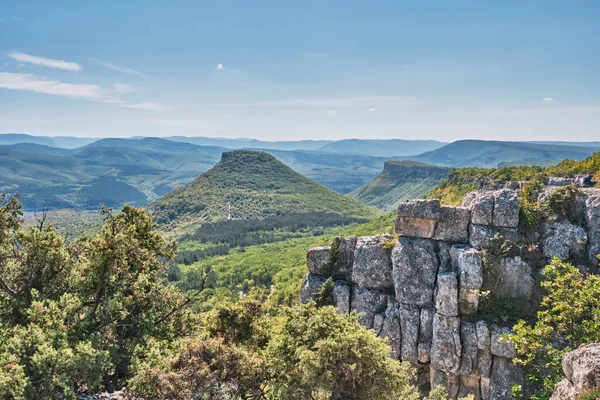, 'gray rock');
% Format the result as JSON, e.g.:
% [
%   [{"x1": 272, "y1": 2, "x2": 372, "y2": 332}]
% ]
[
  {"x1": 586, "y1": 196, "x2": 600, "y2": 267},
  {"x1": 492, "y1": 189, "x2": 520, "y2": 228},
  {"x1": 462, "y1": 191, "x2": 494, "y2": 226},
  {"x1": 495, "y1": 256, "x2": 535, "y2": 302},
  {"x1": 489, "y1": 356, "x2": 524, "y2": 400},
  {"x1": 543, "y1": 222, "x2": 588, "y2": 260},
  {"x1": 398, "y1": 304, "x2": 420, "y2": 362},
  {"x1": 373, "y1": 313, "x2": 385, "y2": 336},
  {"x1": 491, "y1": 325, "x2": 517, "y2": 358},
  {"x1": 350, "y1": 286, "x2": 388, "y2": 329},
  {"x1": 306, "y1": 246, "x2": 331, "y2": 276},
  {"x1": 549, "y1": 379, "x2": 577, "y2": 400},
  {"x1": 420, "y1": 307, "x2": 435, "y2": 343},
  {"x1": 469, "y1": 224, "x2": 520, "y2": 250},
  {"x1": 395, "y1": 199, "x2": 441, "y2": 238},
  {"x1": 430, "y1": 366, "x2": 460, "y2": 399},
  {"x1": 435, "y1": 273, "x2": 459, "y2": 317},
  {"x1": 548, "y1": 176, "x2": 574, "y2": 186},
  {"x1": 437, "y1": 241, "x2": 453, "y2": 273},
  {"x1": 458, "y1": 373, "x2": 481, "y2": 400},
  {"x1": 480, "y1": 376, "x2": 491, "y2": 400},
  {"x1": 476, "y1": 320, "x2": 491, "y2": 350},
  {"x1": 477, "y1": 349, "x2": 493, "y2": 378},
  {"x1": 589, "y1": 232, "x2": 600, "y2": 269},
  {"x1": 331, "y1": 236, "x2": 357, "y2": 279},
  {"x1": 555, "y1": 343, "x2": 600, "y2": 399},
  {"x1": 452, "y1": 246, "x2": 483, "y2": 315},
  {"x1": 418, "y1": 342, "x2": 431, "y2": 364},
  {"x1": 352, "y1": 235, "x2": 394, "y2": 290},
  {"x1": 331, "y1": 281, "x2": 350, "y2": 314},
  {"x1": 433, "y1": 206, "x2": 471, "y2": 243},
  {"x1": 379, "y1": 301, "x2": 402, "y2": 359},
  {"x1": 431, "y1": 313, "x2": 462, "y2": 374},
  {"x1": 459, "y1": 321, "x2": 478, "y2": 376},
  {"x1": 299, "y1": 273, "x2": 325, "y2": 304},
  {"x1": 392, "y1": 237, "x2": 439, "y2": 307}
]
